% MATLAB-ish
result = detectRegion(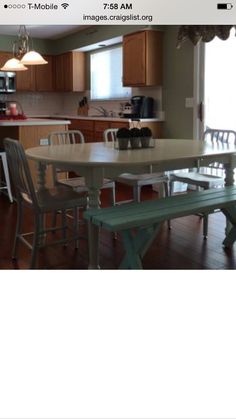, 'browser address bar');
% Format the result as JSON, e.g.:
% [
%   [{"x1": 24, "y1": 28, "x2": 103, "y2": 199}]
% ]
[{"x1": 0, "y1": 0, "x2": 235, "y2": 24}]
